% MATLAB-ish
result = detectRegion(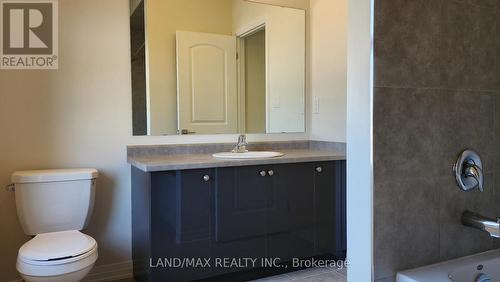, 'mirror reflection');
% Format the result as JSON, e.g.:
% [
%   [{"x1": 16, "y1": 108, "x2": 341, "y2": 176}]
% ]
[{"x1": 130, "y1": 0, "x2": 306, "y2": 135}]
